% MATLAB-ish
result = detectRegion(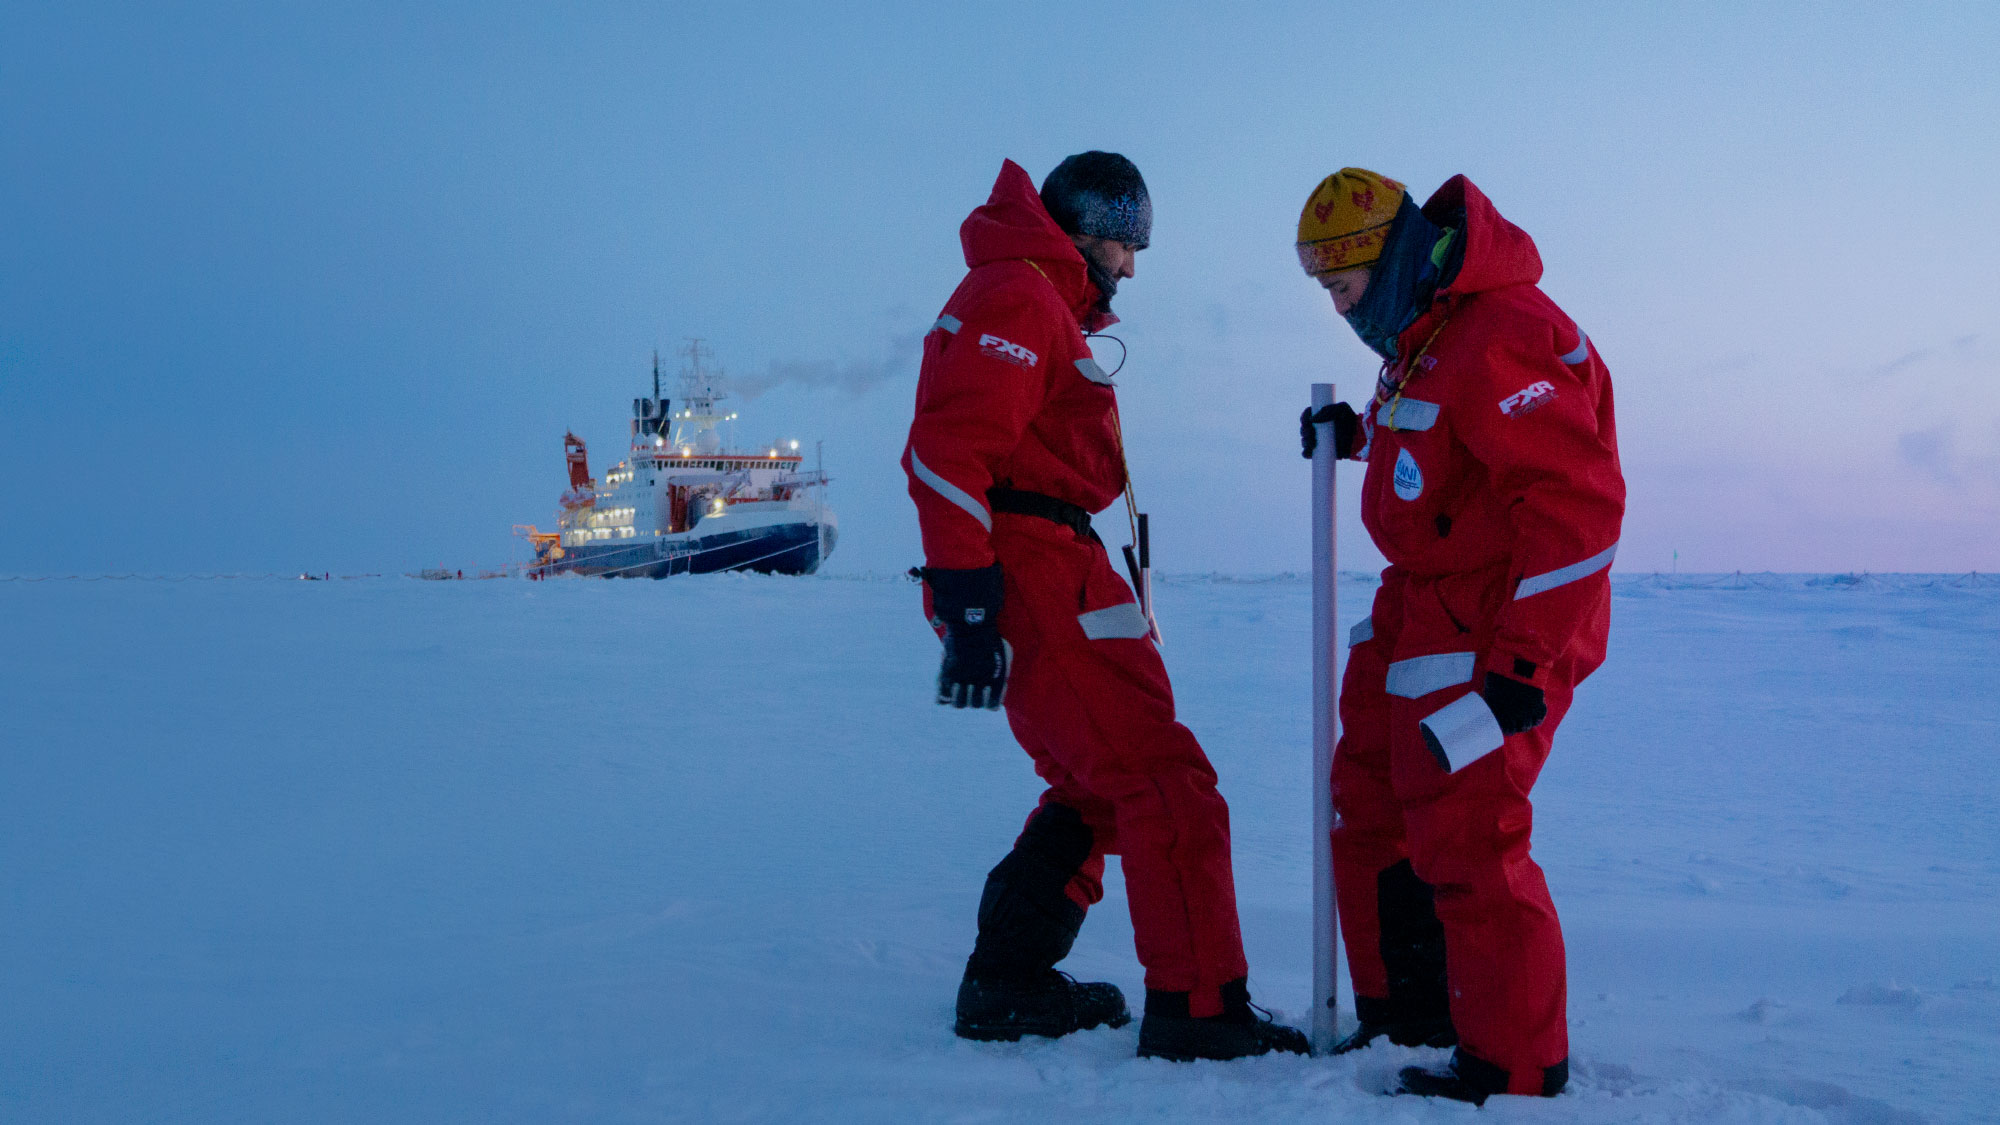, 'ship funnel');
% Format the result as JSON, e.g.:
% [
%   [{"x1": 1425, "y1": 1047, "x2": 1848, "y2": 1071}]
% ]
[{"x1": 631, "y1": 394, "x2": 673, "y2": 439}]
